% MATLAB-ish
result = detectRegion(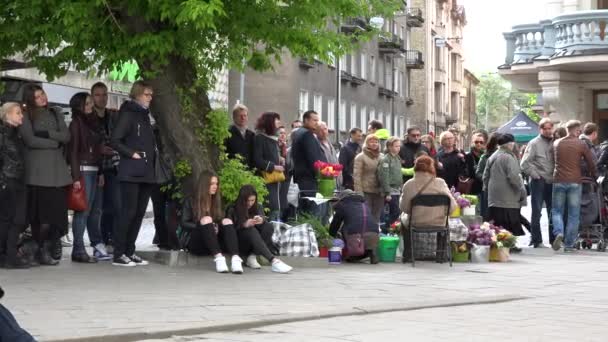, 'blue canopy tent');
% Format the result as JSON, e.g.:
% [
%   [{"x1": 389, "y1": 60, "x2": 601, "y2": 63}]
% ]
[{"x1": 496, "y1": 111, "x2": 538, "y2": 143}]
